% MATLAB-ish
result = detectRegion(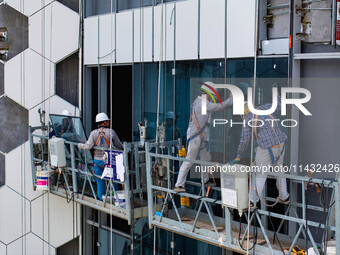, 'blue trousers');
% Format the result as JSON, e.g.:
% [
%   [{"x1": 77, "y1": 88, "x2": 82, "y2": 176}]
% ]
[{"x1": 94, "y1": 159, "x2": 106, "y2": 201}]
